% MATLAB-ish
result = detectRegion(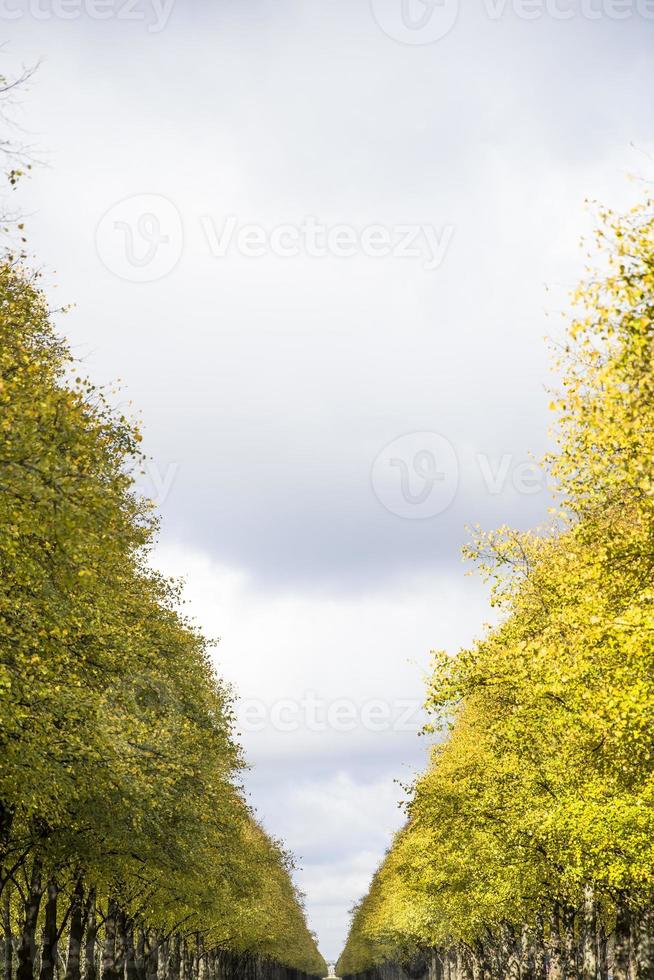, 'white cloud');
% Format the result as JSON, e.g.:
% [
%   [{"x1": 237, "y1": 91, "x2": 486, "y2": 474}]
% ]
[{"x1": 153, "y1": 541, "x2": 491, "y2": 756}]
